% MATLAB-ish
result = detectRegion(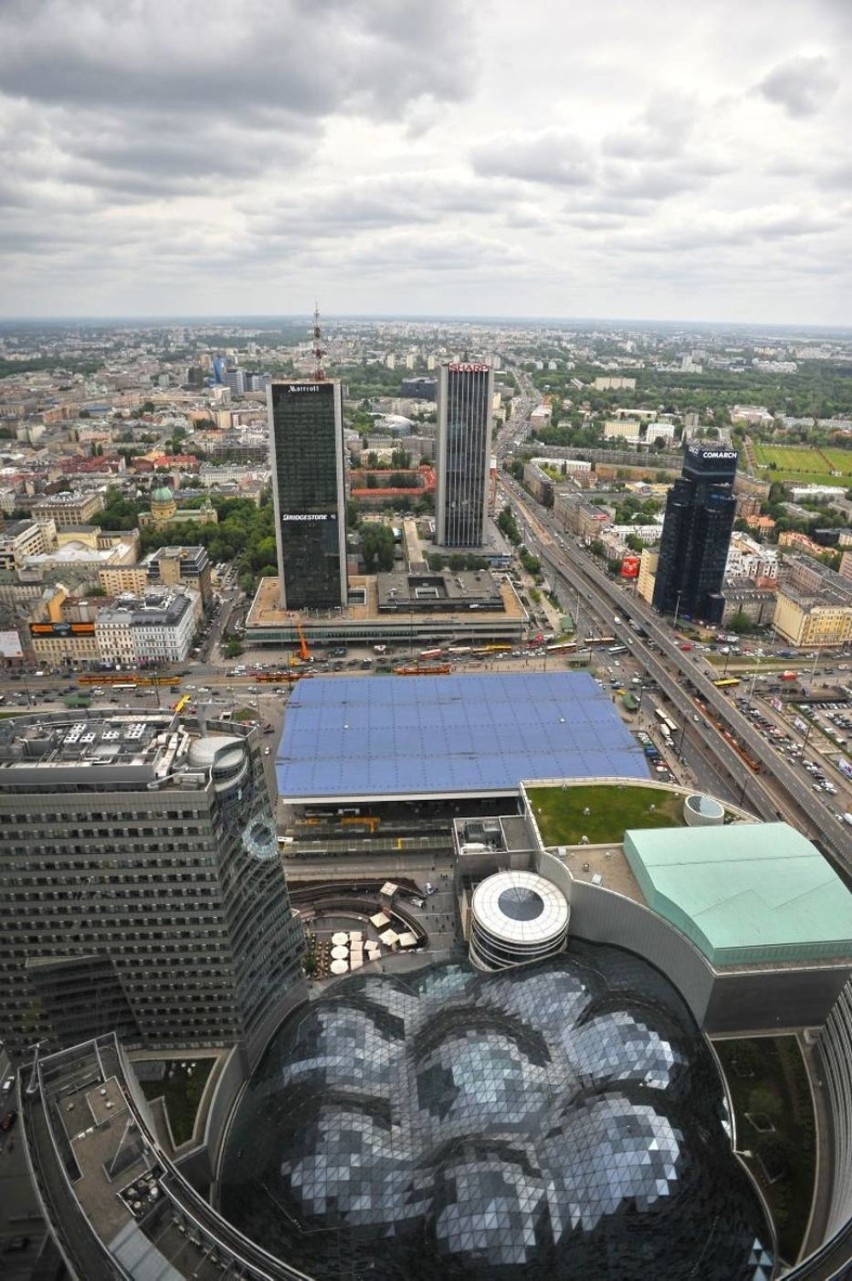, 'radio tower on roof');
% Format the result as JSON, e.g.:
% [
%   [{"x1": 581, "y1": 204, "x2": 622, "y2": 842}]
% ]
[{"x1": 312, "y1": 302, "x2": 326, "y2": 381}]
